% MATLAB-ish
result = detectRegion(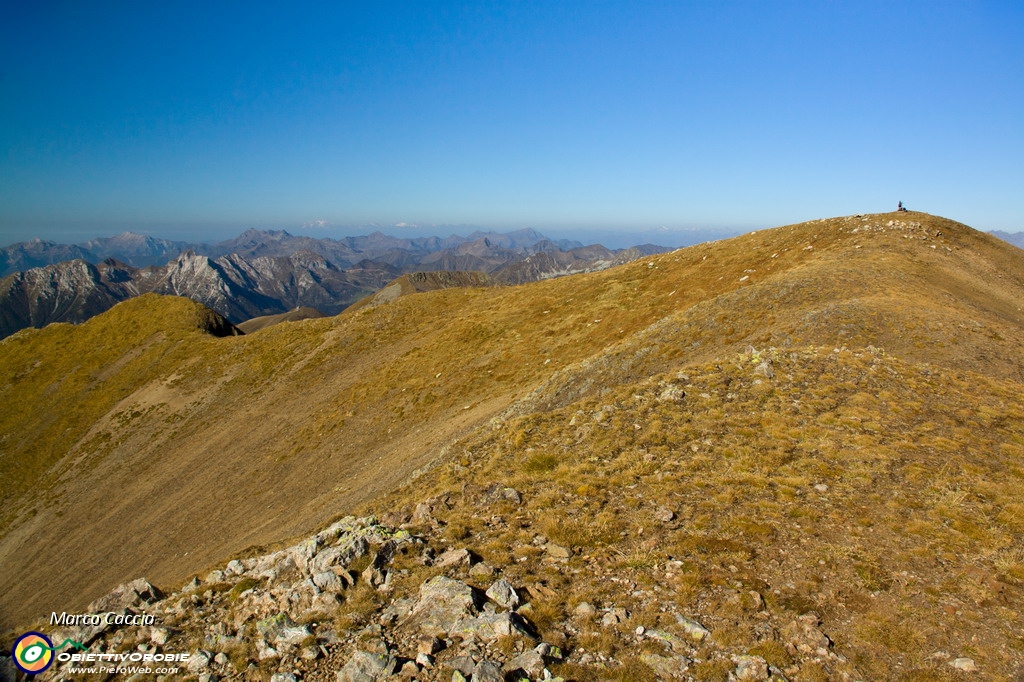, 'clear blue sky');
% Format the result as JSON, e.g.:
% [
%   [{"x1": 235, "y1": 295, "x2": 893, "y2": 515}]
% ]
[{"x1": 2, "y1": 1, "x2": 1022, "y2": 247}]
